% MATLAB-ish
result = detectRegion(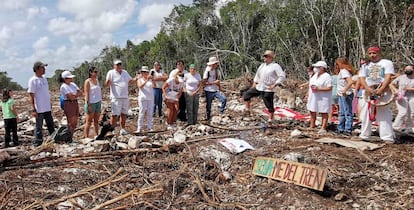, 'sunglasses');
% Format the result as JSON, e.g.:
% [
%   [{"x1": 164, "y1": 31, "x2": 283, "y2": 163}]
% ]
[
  {"x1": 116, "y1": 63, "x2": 122, "y2": 66},
  {"x1": 93, "y1": 70, "x2": 98, "y2": 73}
]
